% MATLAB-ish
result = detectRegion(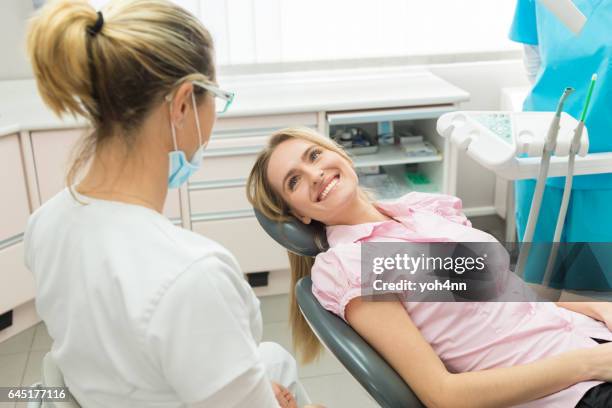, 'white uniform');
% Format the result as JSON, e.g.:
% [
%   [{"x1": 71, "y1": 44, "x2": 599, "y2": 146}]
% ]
[{"x1": 24, "y1": 188, "x2": 306, "y2": 407}]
